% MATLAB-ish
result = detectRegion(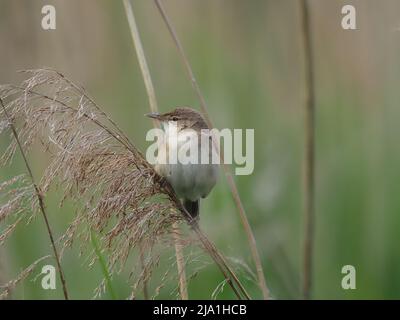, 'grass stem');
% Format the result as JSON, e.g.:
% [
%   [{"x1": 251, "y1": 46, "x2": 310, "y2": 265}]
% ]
[
  {"x1": 172, "y1": 222, "x2": 188, "y2": 299},
  {"x1": 300, "y1": 0, "x2": 316, "y2": 300}
]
